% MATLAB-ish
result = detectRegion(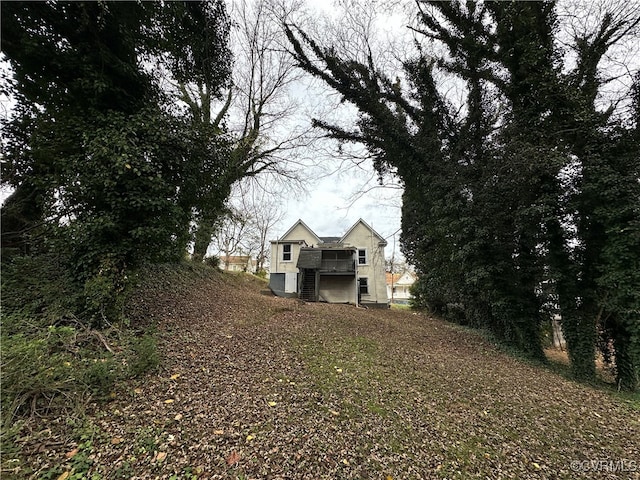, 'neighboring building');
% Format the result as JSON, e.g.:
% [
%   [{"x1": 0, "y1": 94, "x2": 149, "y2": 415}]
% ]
[
  {"x1": 220, "y1": 255, "x2": 254, "y2": 272},
  {"x1": 269, "y1": 219, "x2": 389, "y2": 308},
  {"x1": 386, "y1": 271, "x2": 417, "y2": 304}
]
